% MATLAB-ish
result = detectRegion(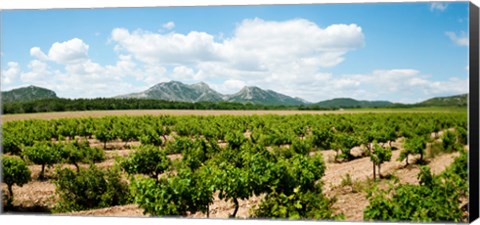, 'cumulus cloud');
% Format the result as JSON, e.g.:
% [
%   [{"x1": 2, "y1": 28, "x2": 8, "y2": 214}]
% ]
[
  {"x1": 242, "y1": 68, "x2": 467, "y2": 103},
  {"x1": 48, "y1": 38, "x2": 89, "y2": 64},
  {"x1": 30, "y1": 47, "x2": 48, "y2": 61},
  {"x1": 30, "y1": 38, "x2": 90, "y2": 64},
  {"x1": 1, "y1": 62, "x2": 20, "y2": 85},
  {"x1": 20, "y1": 60, "x2": 51, "y2": 83},
  {"x1": 430, "y1": 3, "x2": 448, "y2": 12},
  {"x1": 162, "y1": 21, "x2": 175, "y2": 30},
  {"x1": 211, "y1": 79, "x2": 246, "y2": 94},
  {"x1": 446, "y1": 31, "x2": 468, "y2": 46},
  {"x1": 111, "y1": 18, "x2": 364, "y2": 70},
  {"x1": 111, "y1": 28, "x2": 222, "y2": 65}
]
